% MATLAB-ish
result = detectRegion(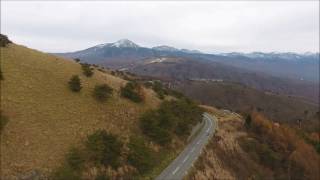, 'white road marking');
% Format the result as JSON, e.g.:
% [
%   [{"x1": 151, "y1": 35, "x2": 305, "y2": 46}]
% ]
[
  {"x1": 172, "y1": 166, "x2": 180, "y2": 175},
  {"x1": 191, "y1": 147, "x2": 196, "y2": 152},
  {"x1": 183, "y1": 155, "x2": 190, "y2": 163},
  {"x1": 156, "y1": 113, "x2": 217, "y2": 180}
]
